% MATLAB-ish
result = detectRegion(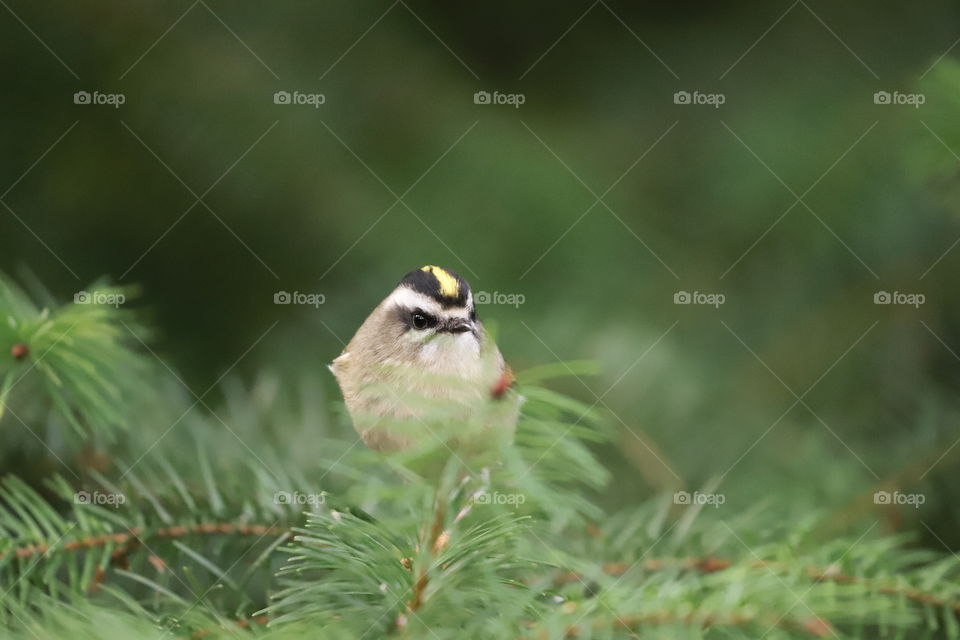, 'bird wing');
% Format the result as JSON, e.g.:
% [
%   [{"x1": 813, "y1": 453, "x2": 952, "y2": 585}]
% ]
[
  {"x1": 491, "y1": 363, "x2": 515, "y2": 399},
  {"x1": 329, "y1": 351, "x2": 350, "y2": 377}
]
